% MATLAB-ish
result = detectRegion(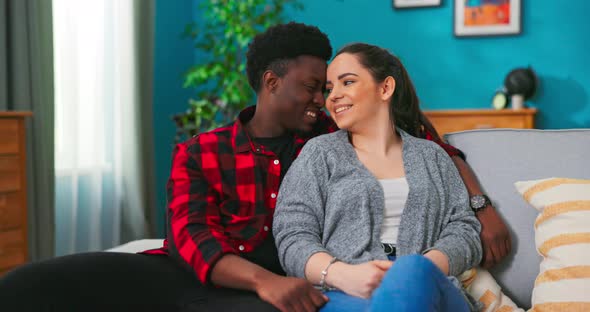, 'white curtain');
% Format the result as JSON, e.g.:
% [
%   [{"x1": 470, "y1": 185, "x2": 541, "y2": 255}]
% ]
[{"x1": 53, "y1": 0, "x2": 151, "y2": 255}]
